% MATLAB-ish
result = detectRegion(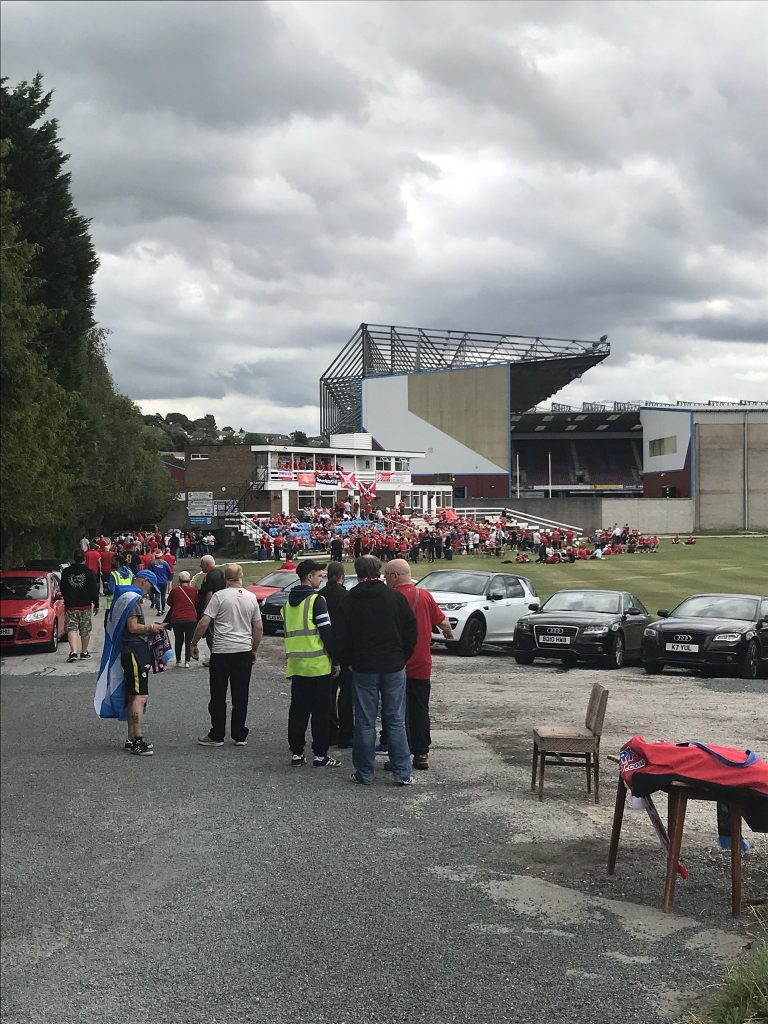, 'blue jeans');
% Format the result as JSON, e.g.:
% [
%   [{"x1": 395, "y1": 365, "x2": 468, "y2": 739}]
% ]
[{"x1": 352, "y1": 669, "x2": 410, "y2": 783}]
